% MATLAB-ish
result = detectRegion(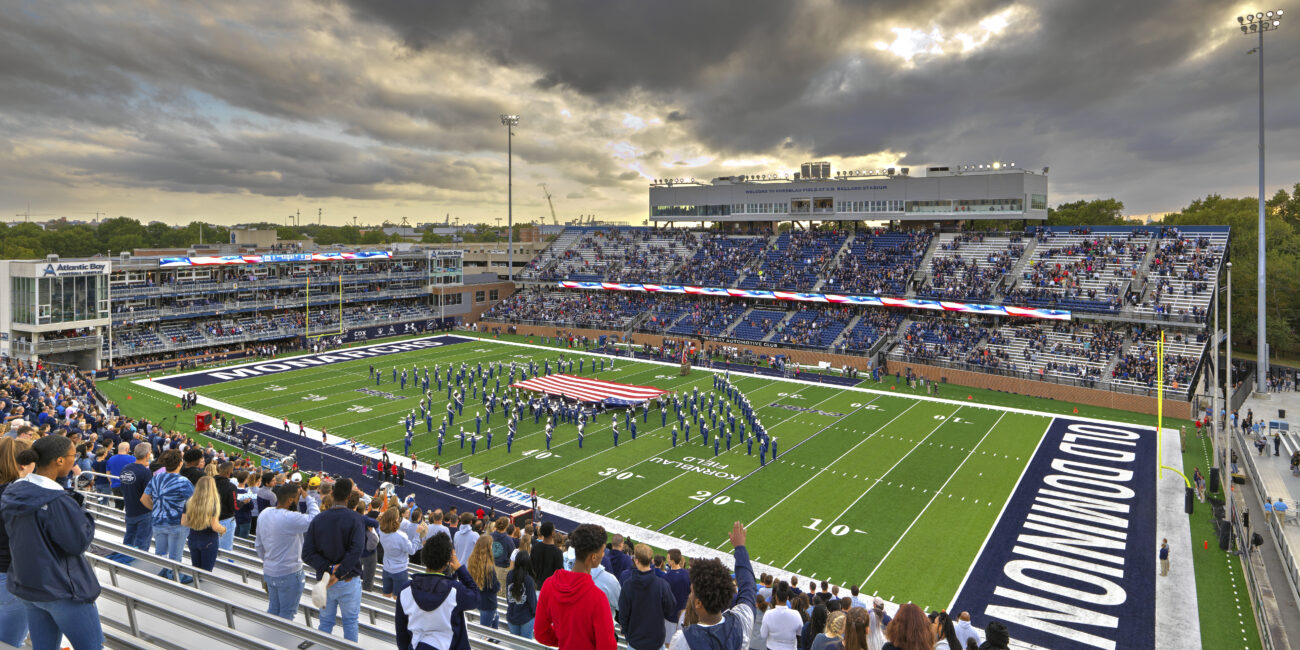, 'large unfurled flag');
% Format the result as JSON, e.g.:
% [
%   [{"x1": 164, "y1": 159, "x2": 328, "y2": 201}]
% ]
[{"x1": 511, "y1": 374, "x2": 667, "y2": 407}]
